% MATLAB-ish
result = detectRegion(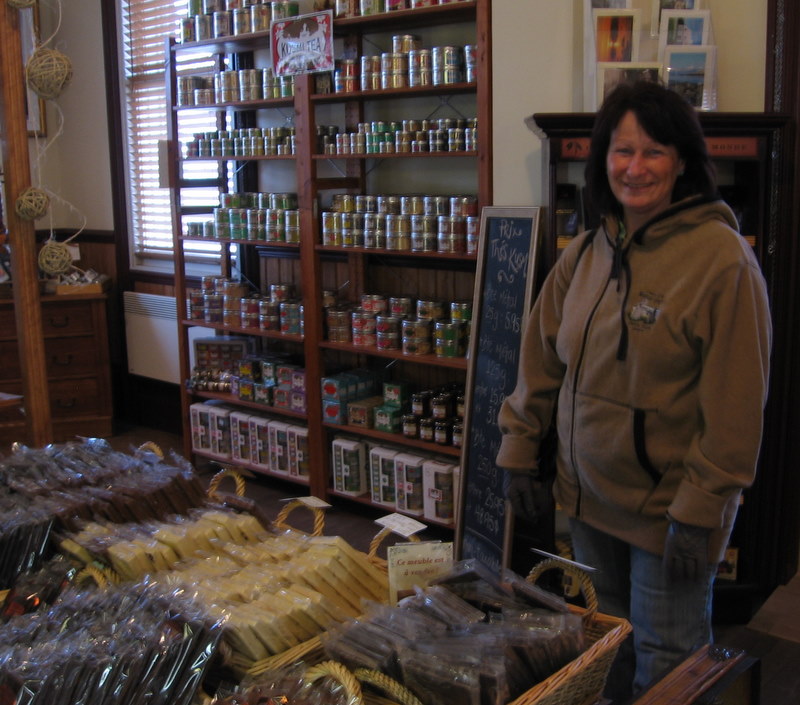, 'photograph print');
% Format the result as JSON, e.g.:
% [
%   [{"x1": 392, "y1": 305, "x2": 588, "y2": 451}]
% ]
[
  {"x1": 658, "y1": 9, "x2": 711, "y2": 59},
  {"x1": 663, "y1": 45, "x2": 716, "y2": 109},
  {"x1": 651, "y1": 0, "x2": 703, "y2": 36},
  {"x1": 593, "y1": 9, "x2": 641, "y2": 62},
  {"x1": 596, "y1": 62, "x2": 662, "y2": 108}
]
